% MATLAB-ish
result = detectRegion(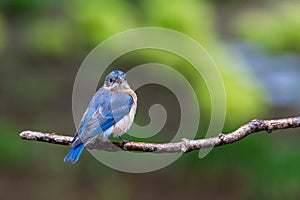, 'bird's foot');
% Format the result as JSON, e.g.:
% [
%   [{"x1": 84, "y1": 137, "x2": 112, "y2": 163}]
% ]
[
  {"x1": 119, "y1": 136, "x2": 131, "y2": 143},
  {"x1": 119, "y1": 136, "x2": 131, "y2": 150}
]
